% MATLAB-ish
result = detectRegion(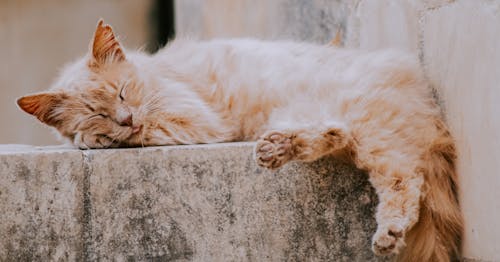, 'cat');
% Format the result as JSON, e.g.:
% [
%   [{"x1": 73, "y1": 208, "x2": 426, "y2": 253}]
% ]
[{"x1": 17, "y1": 20, "x2": 462, "y2": 261}]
